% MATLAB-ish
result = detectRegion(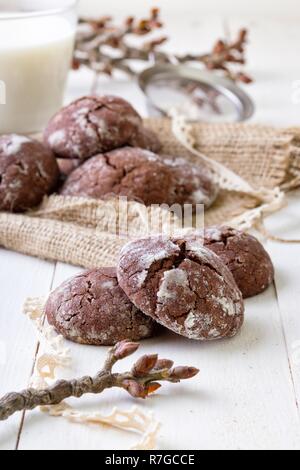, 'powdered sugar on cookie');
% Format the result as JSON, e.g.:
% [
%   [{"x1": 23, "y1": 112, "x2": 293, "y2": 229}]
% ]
[
  {"x1": 117, "y1": 235, "x2": 245, "y2": 341},
  {"x1": 158, "y1": 269, "x2": 189, "y2": 302},
  {"x1": 1, "y1": 134, "x2": 30, "y2": 156}
]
